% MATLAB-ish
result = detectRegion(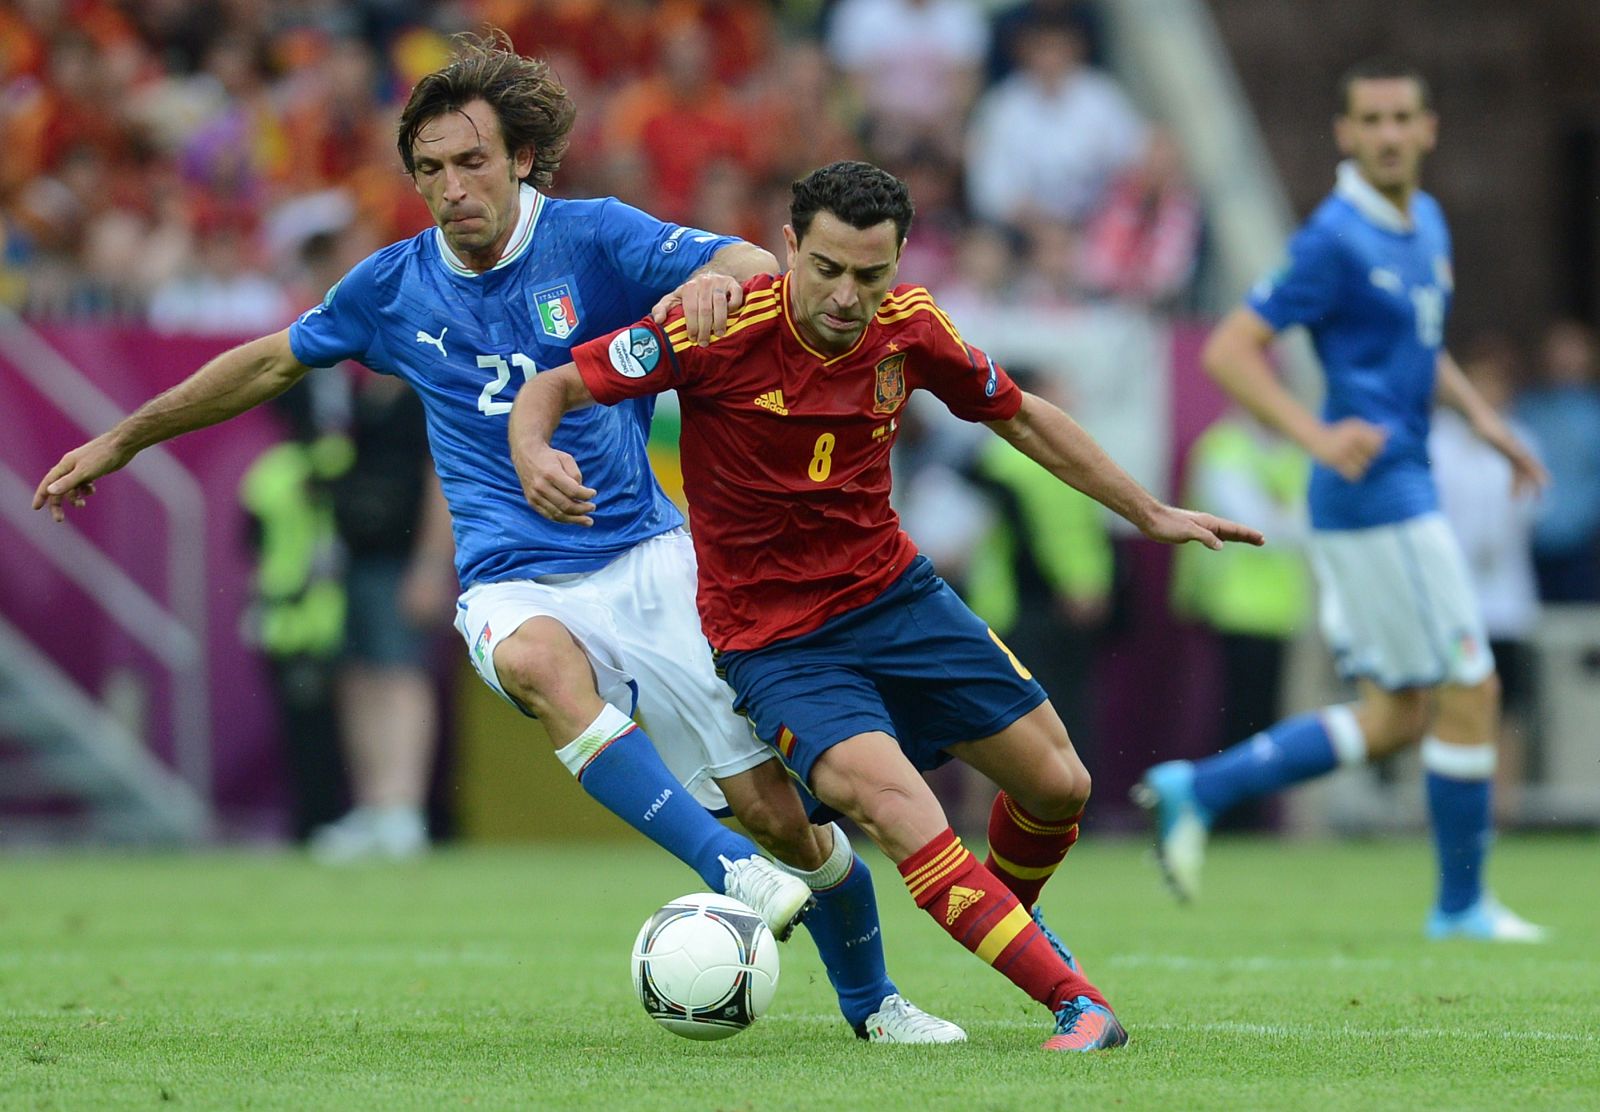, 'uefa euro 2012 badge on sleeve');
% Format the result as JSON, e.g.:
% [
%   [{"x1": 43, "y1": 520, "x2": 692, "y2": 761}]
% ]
[{"x1": 609, "y1": 327, "x2": 661, "y2": 379}]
